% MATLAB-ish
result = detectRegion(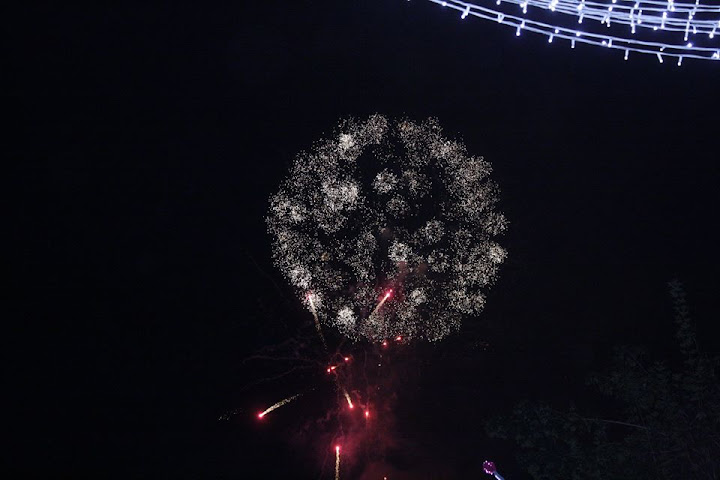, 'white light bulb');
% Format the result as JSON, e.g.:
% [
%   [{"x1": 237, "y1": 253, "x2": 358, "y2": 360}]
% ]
[{"x1": 422, "y1": 0, "x2": 718, "y2": 64}]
